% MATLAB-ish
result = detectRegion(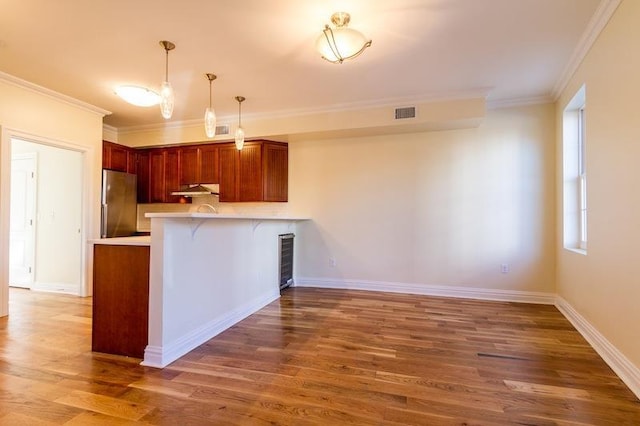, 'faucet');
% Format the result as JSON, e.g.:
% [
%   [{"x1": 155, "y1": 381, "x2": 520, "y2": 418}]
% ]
[{"x1": 196, "y1": 203, "x2": 217, "y2": 213}]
